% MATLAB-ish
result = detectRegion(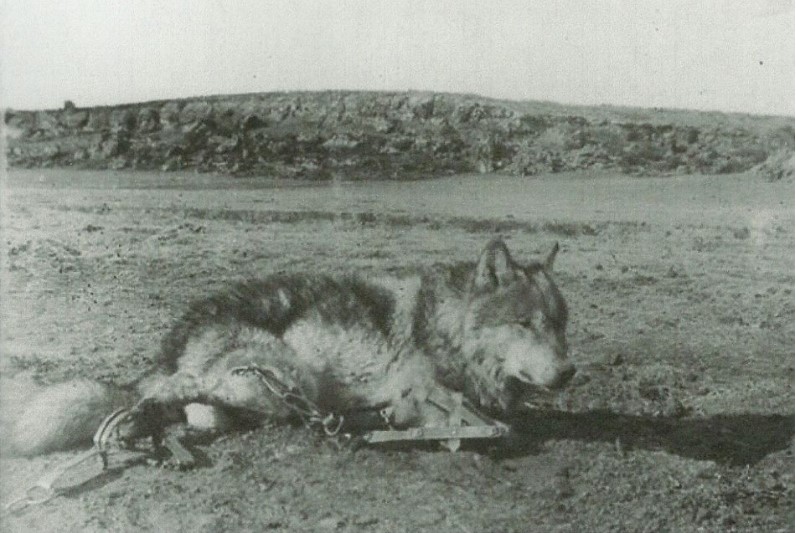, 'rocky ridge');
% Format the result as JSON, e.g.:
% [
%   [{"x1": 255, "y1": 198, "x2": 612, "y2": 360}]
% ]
[{"x1": 5, "y1": 91, "x2": 794, "y2": 180}]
